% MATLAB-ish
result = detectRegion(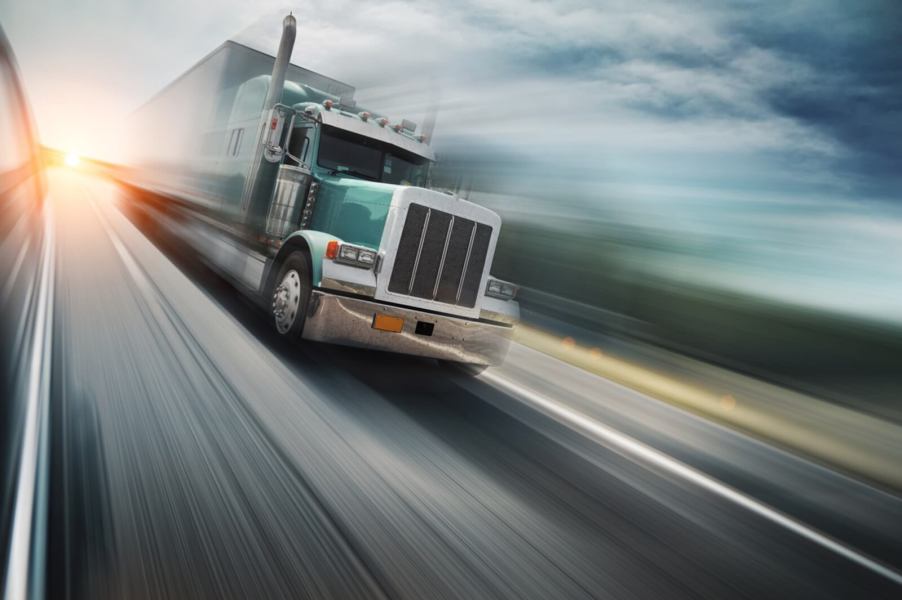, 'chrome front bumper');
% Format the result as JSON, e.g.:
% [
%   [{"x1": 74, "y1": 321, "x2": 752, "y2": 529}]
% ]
[{"x1": 302, "y1": 290, "x2": 514, "y2": 366}]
